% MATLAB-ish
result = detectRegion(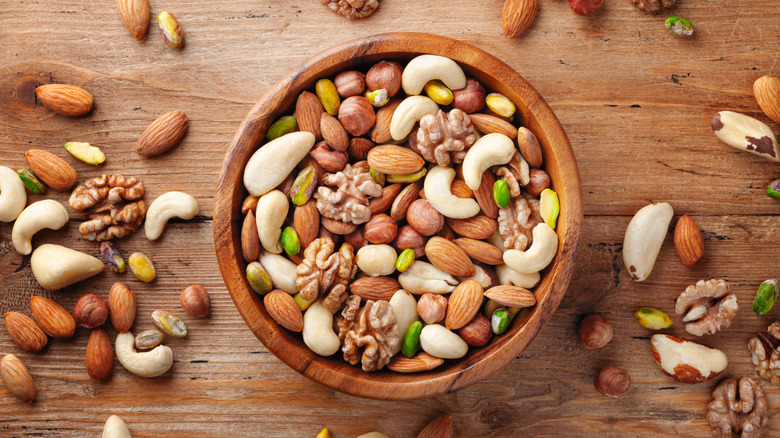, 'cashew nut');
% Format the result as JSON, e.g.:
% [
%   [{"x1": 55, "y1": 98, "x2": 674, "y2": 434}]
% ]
[
  {"x1": 389, "y1": 95, "x2": 439, "y2": 140},
  {"x1": 258, "y1": 251, "x2": 299, "y2": 294},
  {"x1": 302, "y1": 300, "x2": 340, "y2": 357},
  {"x1": 419, "y1": 324, "x2": 468, "y2": 359},
  {"x1": 496, "y1": 264, "x2": 540, "y2": 289},
  {"x1": 243, "y1": 131, "x2": 316, "y2": 196},
  {"x1": 398, "y1": 260, "x2": 457, "y2": 294},
  {"x1": 0, "y1": 166, "x2": 26, "y2": 222},
  {"x1": 102, "y1": 415, "x2": 132, "y2": 438},
  {"x1": 623, "y1": 202, "x2": 674, "y2": 282},
  {"x1": 503, "y1": 223, "x2": 558, "y2": 274},
  {"x1": 255, "y1": 190, "x2": 288, "y2": 254},
  {"x1": 115, "y1": 332, "x2": 172, "y2": 377},
  {"x1": 144, "y1": 191, "x2": 199, "y2": 240},
  {"x1": 357, "y1": 433, "x2": 388, "y2": 438},
  {"x1": 389, "y1": 290, "x2": 419, "y2": 354},
  {"x1": 457, "y1": 264, "x2": 494, "y2": 289},
  {"x1": 356, "y1": 244, "x2": 397, "y2": 276},
  {"x1": 12, "y1": 200, "x2": 69, "y2": 255},
  {"x1": 462, "y1": 133, "x2": 516, "y2": 190},
  {"x1": 401, "y1": 54, "x2": 467, "y2": 96},
  {"x1": 30, "y1": 244, "x2": 104, "y2": 290},
  {"x1": 423, "y1": 166, "x2": 480, "y2": 219}
]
